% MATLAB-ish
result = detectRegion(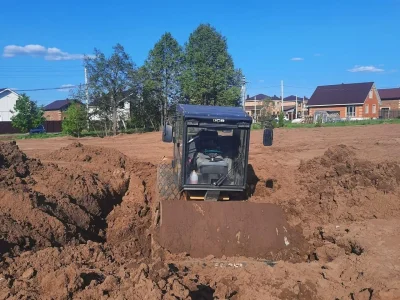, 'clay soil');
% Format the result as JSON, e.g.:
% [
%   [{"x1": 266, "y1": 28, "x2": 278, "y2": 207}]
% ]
[{"x1": 0, "y1": 124, "x2": 399, "y2": 299}]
